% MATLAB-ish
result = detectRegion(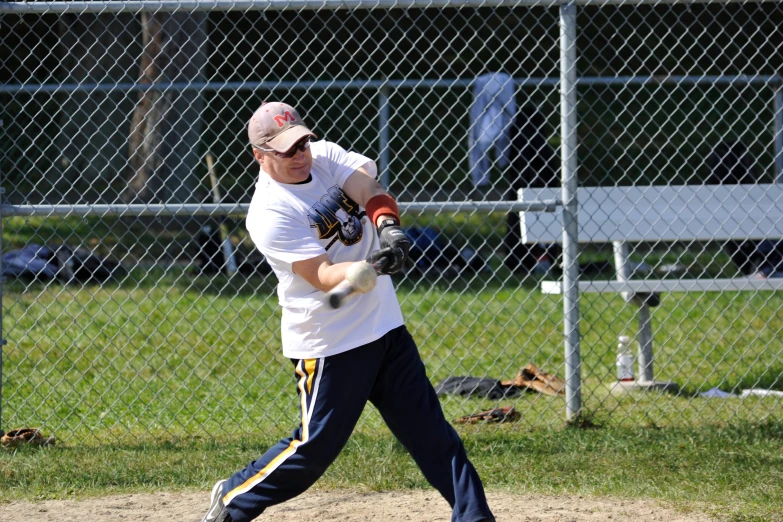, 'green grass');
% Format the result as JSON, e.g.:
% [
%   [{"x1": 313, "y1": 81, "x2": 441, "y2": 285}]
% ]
[
  {"x1": 1, "y1": 423, "x2": 782, "y2": 521},
  {"x1": 1, "y1": 218, "x2": 782, "y2": 520},
  {"x1": 2, "y1": 266, "x2": 781, "y2": 442}
]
